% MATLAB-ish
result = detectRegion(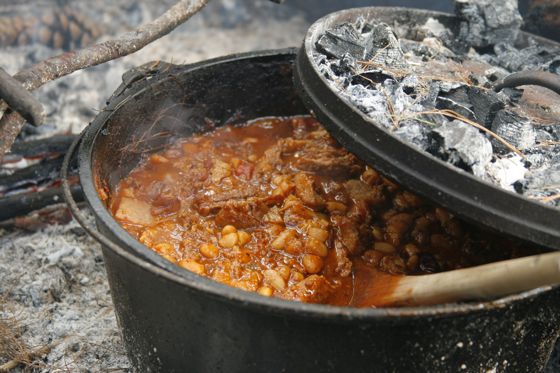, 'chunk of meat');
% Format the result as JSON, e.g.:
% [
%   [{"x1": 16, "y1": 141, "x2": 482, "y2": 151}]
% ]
[
  {"x1": 294, "y1": 173, "x2": 323, "y2": 207},
  {"x1": 332, "y1": 215, "x2": 361, "y2": 255},
  {"x1": 344, "y1": 179, "x2": 385, "y2": 206},
  {"x1": 385, "y1": 213, "x2": 414, "y2": 246},
  {"x1": 288, "y1": 130, "x2": 362, "y2": 177},
  {"x1": 287, "y1": 275, "x2": 334, "y2": 303},
  {"x1": 115, "y1": 197, "x2": 154, "y2": 225},
  {"x1": 210, "y1": 159, "x2": 232, "y2": 183},
  {"x1": 214, "y1": 200, "x2": 270, "y2": 229}
]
